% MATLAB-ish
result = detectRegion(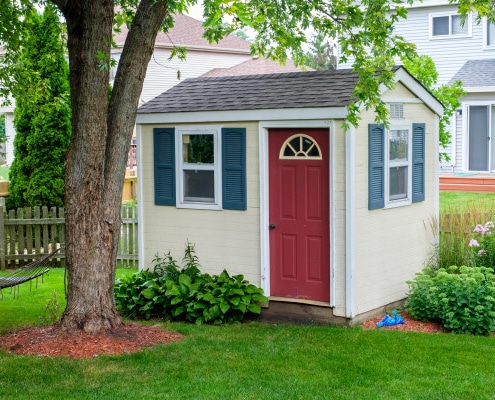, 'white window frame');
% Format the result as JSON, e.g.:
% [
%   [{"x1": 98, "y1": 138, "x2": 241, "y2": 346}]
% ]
[
  {"x1": 483, "y1": 18, "x2": 495, "y2": 49},
  {"x1": 385, "y1": 121, "x2": 413, "y2": 208},
  {"x1": 429, "y1": 12, "x2": 472, "y2": 39},
  {"x1": 175, "y1": 125, "x2": 222, "y2": 210}
]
